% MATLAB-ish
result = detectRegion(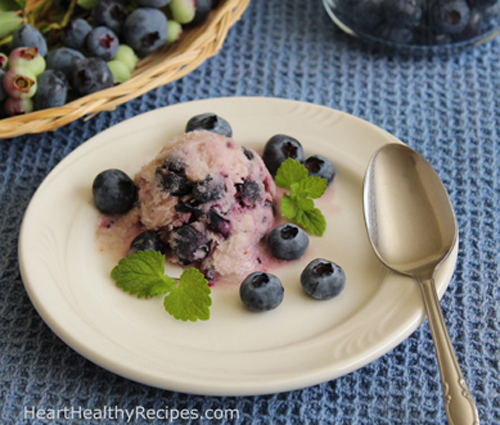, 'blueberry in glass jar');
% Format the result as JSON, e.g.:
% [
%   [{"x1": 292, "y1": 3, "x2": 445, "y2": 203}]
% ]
[{"x1": 325, "y1": 0, "x2": 500, "y2": 47}]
